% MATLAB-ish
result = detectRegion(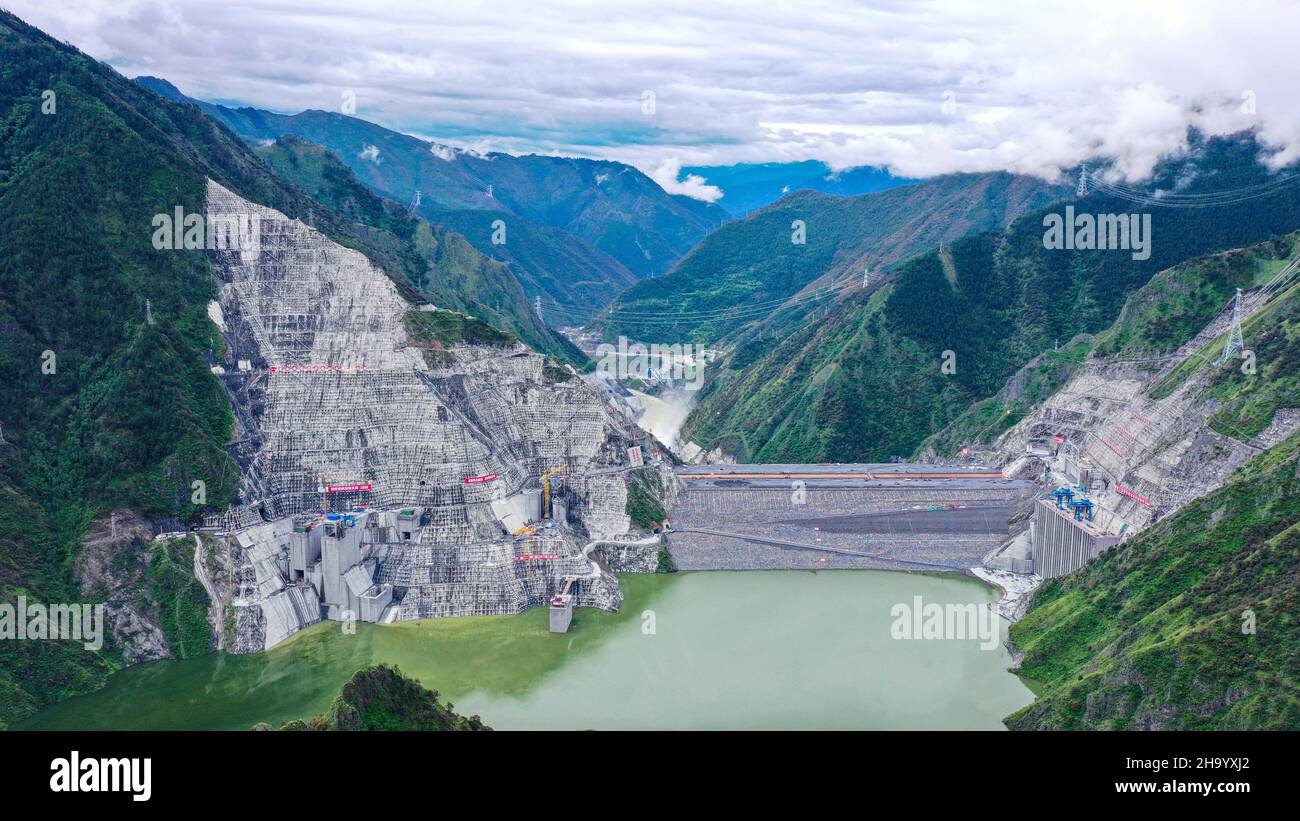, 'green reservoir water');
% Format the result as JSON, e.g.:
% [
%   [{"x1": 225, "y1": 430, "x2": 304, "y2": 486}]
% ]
[{"x1": 19, "y1": 570, "x2": 1034, "y2": 730}]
